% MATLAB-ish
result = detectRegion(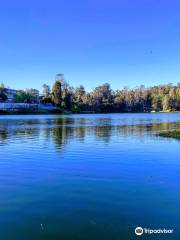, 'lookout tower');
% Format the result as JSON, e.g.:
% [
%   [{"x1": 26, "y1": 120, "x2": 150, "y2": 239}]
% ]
[
  {"x1": 55, "y1": 73, "x2": 64, "y2": 82},
  {"x1": 55, "y1": 73, "x2": 67, "y2": 88}
]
